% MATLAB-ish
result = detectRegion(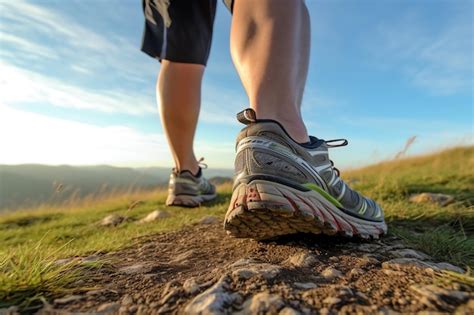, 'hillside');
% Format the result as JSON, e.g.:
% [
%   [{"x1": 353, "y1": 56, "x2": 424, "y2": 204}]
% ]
[
  {"x1": 0, "y1": 165, "x2": 233, "y2": 211},
  {"x1": 0, "y1": 147, "x2": 472, "y2": 313}
]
